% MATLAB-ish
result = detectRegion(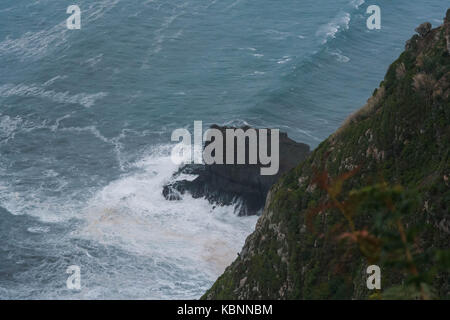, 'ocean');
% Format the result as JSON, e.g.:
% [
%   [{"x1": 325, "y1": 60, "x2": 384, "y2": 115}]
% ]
[{"x1": 0, "y1": 0, "x2": 448, "y2": 299}]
